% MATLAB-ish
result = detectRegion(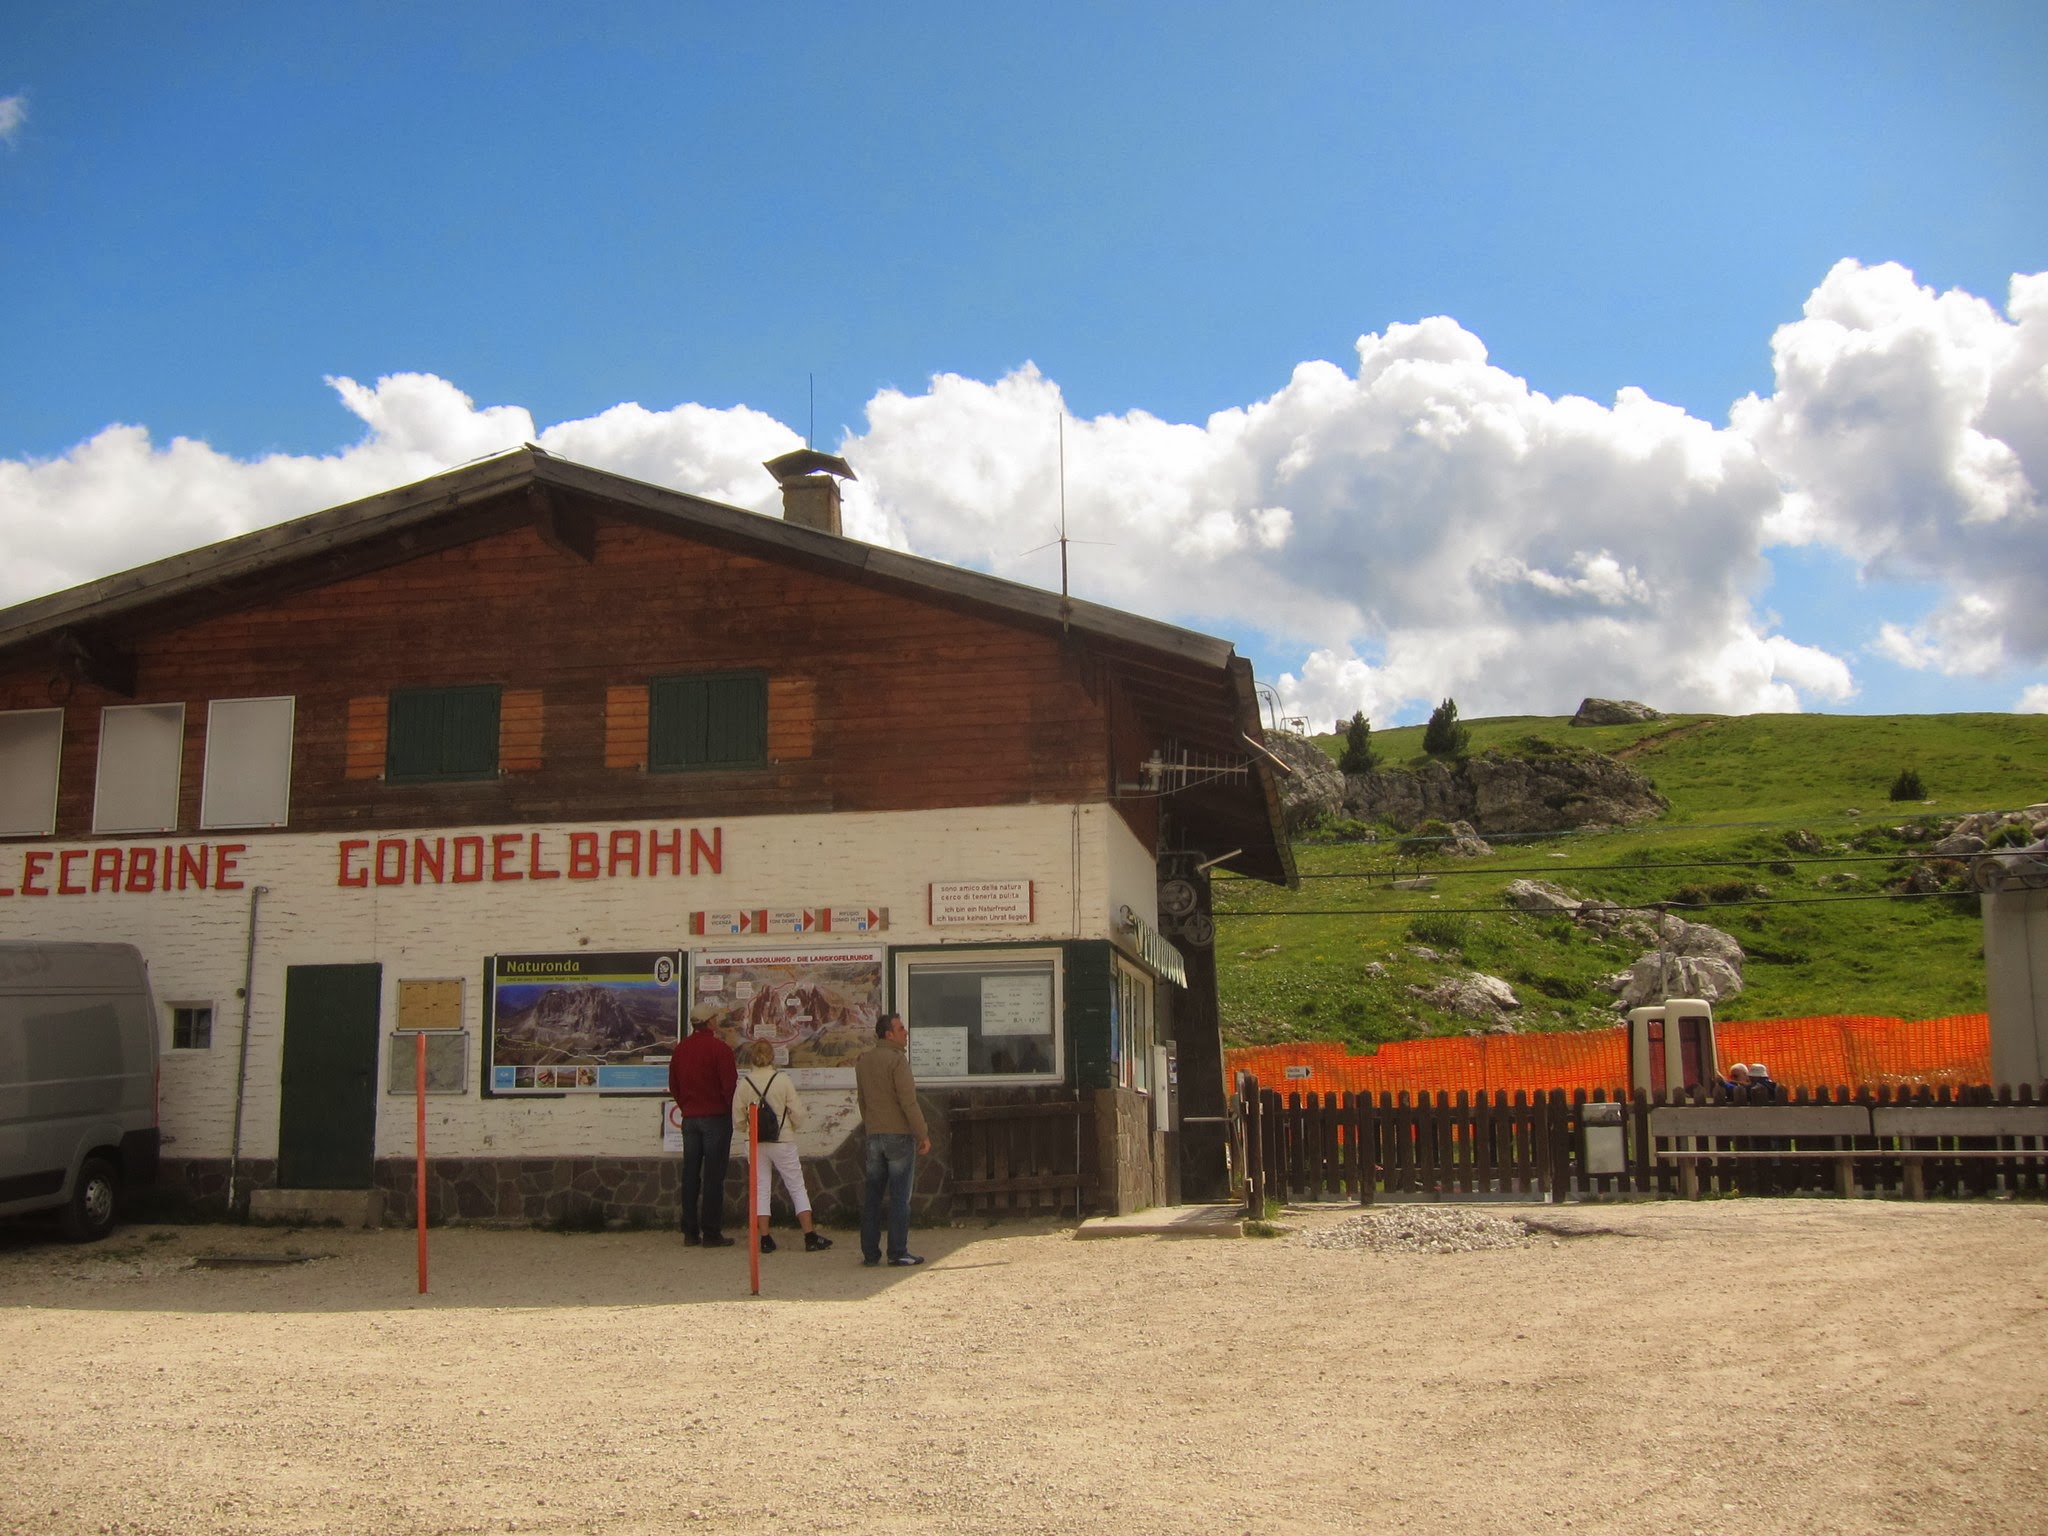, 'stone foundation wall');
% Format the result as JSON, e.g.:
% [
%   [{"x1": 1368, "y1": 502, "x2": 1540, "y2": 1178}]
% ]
[
  {"x1": 139, "y1": 1158, "x2": 277, "y2": 1220},
  {"x1": 1092, "y1": 1086, "x2": 1158, "y2": 1215},
  {"x1": 148, "y1": 1085, "x2": 1145, "y2": 1228}
]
